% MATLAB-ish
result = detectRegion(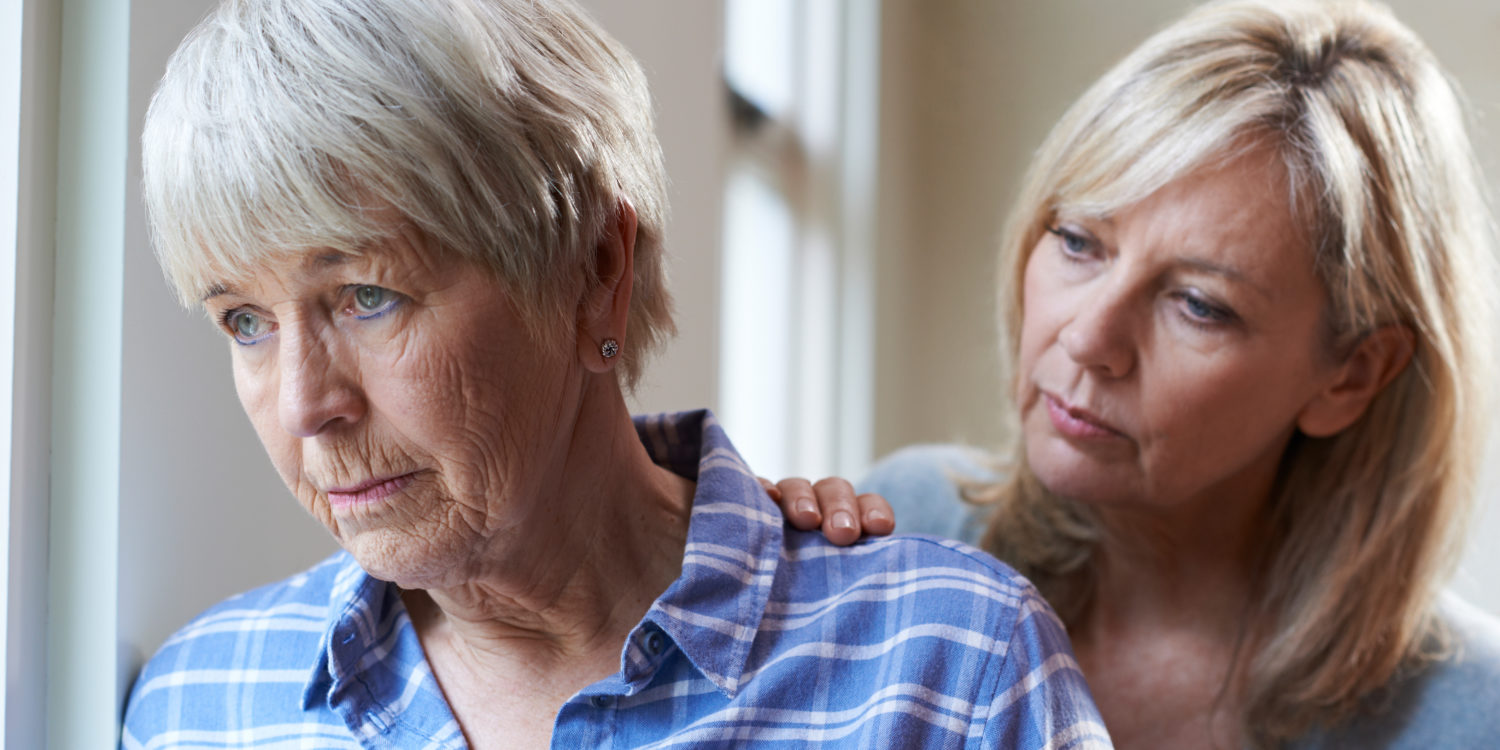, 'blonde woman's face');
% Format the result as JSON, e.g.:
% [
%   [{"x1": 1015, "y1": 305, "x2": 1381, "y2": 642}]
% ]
[{"x1": 1016, "y1": 146, "x2": 1346, "y2": 518}]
